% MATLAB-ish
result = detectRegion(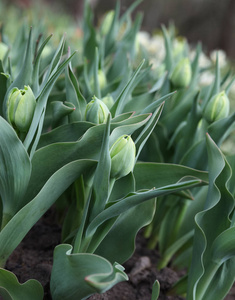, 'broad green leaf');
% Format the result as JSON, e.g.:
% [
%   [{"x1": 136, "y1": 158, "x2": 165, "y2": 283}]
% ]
[
  {"x1": 187, "y1": 134, "x2": 235, "y2": 300},
  {"x1": 26, "y1": 113, "x2": 150, "y2": 204},
  {"x1": 95, "y1": 199, "x2": 156, "y2": 264},
  {"x1": 0, "y1": 117, "x2": 31, "y2": 226},
  {"x1": 199, "y1": 260, "x2": 235, "y2": 300},
  {"x1": 50, "y1": 101, "x2": 75, "y2": 127},
  {"x1": 134, "y1": 162, "x2": 208, "y2": 190},
  {"x1": 0, "y1": 268, "x2": 43, "y2": 300},
  {"x1": 0, "y1": 159, "x2": 96, "y2": 267},
  {"x1": 50, "y1": 244, "x2": 128, "y2": 300},
  {"x1": 212, "y1": 227, "x2": 235, "y2": 264},
  {"x1": 86, "y1": 179, "x2": 203, "y2": 238}
]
